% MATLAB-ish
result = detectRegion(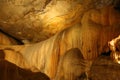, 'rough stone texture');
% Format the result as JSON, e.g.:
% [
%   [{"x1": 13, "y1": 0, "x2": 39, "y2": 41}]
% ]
[
  {"x1": 0, "y1": 56, "x2": 120, "y2": 80},
  {"x1": 0, "y1": 0, "x2": 83, "y2": 42},
  {"x1": 0, "y1": 0, "x2": 115, "y2": 43},
  {"x1": 0, "y1": 0, "x2": 120, "y2": 80},
  {"x1": 91, "y1": 55, "x2": 120, "y2": 80}
]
